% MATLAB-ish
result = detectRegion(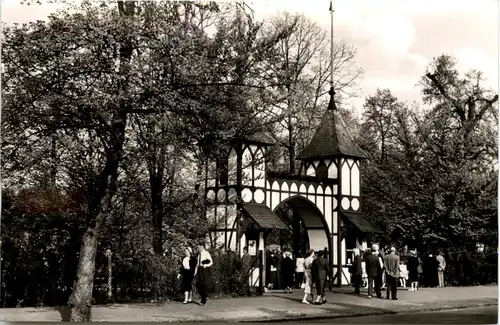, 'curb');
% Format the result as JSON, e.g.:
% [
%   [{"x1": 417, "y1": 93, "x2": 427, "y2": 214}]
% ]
[{"x1": 236, "y1": 302, "x2": 498, "y2": 323}]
